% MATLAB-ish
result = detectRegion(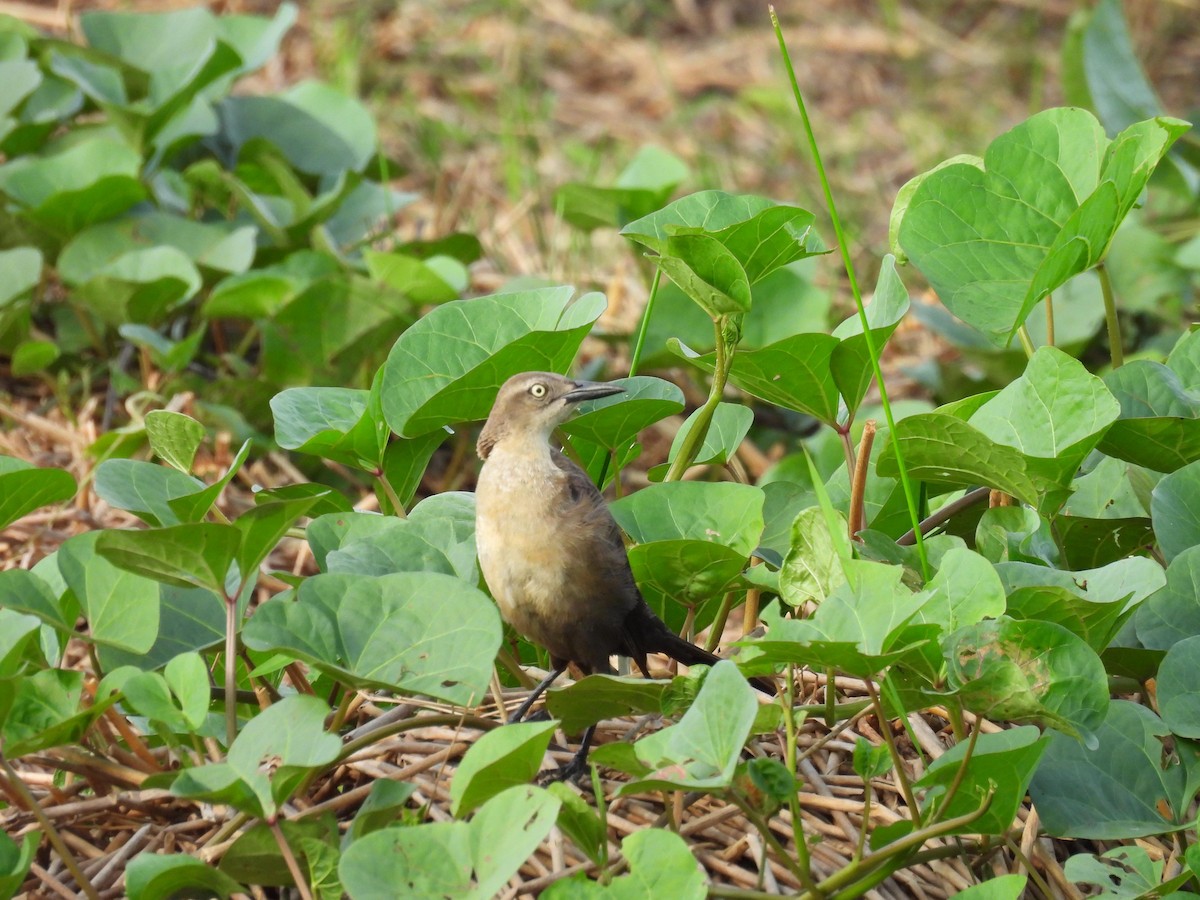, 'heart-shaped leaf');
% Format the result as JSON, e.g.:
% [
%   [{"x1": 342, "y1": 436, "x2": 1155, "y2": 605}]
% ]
[
  {"x1": 381, "y1": 286, "x2": 605, "y2": 437},
  {"x1": 898, "y1": 110, "x2": 1188, "y2": 346},
  {"x1": 242, "y1": 570, "x2": 500, "y2": 705}
]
